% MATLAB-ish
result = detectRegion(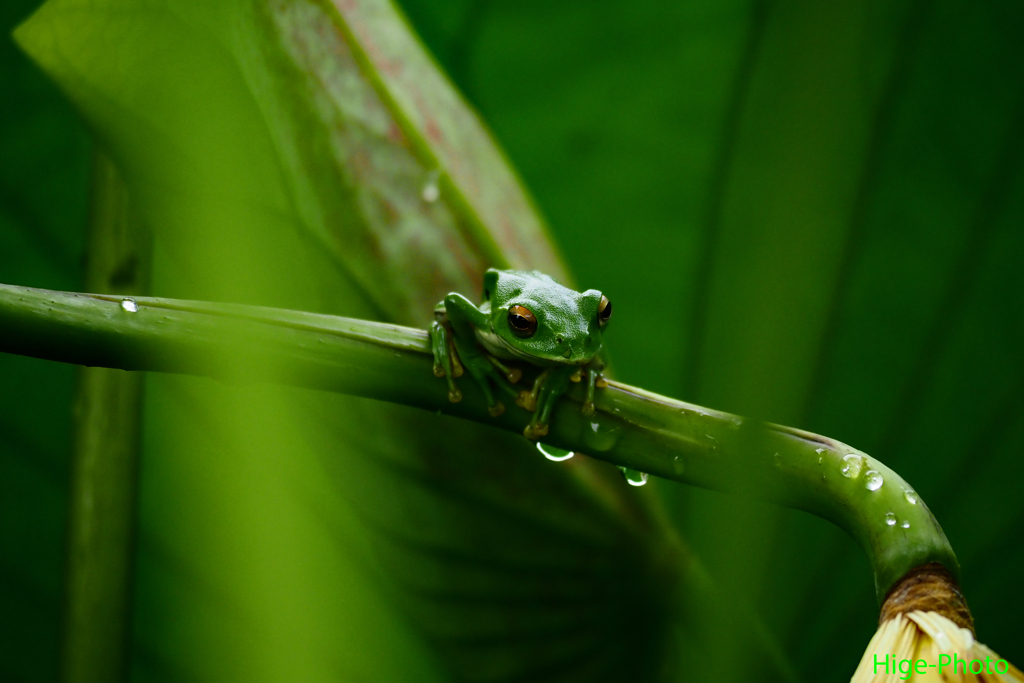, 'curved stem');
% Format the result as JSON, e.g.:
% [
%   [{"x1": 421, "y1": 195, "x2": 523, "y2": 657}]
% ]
[{"x1": 0, "y1": 282, "x2": 958, "y2": 600}]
